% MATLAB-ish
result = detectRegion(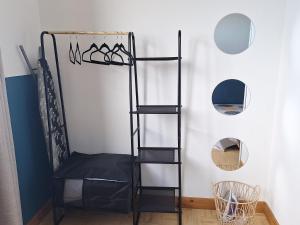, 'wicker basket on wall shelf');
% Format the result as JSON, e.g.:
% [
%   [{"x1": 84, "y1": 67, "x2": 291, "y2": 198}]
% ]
[{"x1": 213, "y1": 181, "x2": 260, "y2": 225}]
